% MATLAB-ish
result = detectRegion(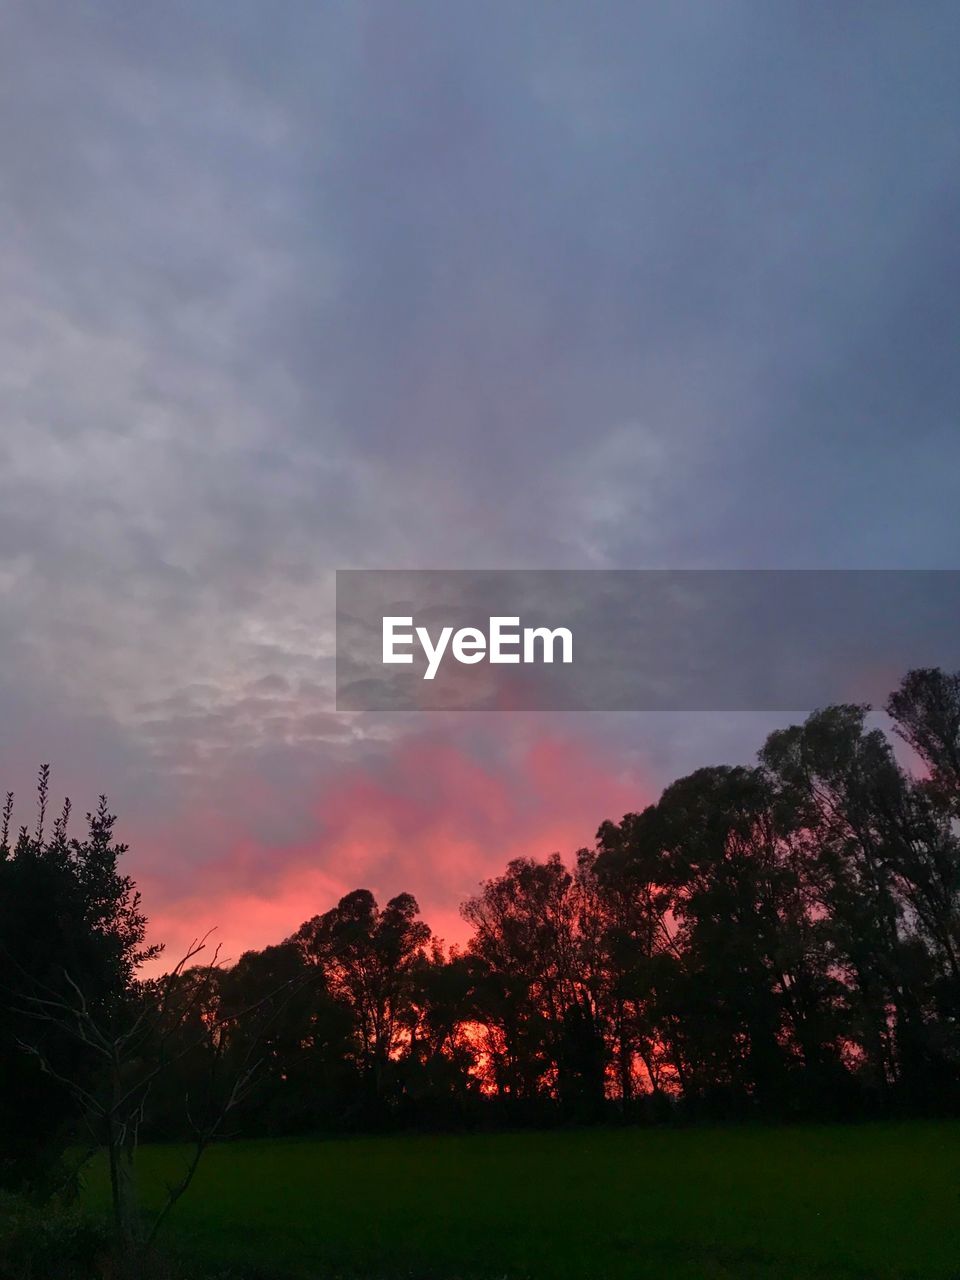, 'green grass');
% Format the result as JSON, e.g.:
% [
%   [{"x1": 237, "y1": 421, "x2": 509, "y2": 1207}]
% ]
[{"x1": 84, "y1": 1122, "x2": 960, "y2": 1280}]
